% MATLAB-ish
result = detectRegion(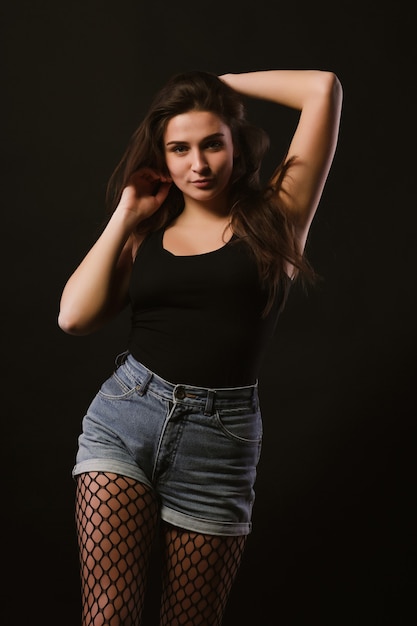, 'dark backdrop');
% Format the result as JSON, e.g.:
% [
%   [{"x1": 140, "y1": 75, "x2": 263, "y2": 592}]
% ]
[{"x1": 3, "y1": 1, "x2": 415, "y2": 625}]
